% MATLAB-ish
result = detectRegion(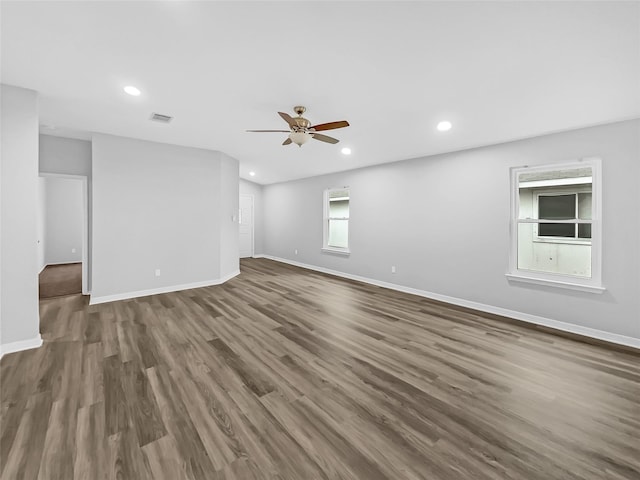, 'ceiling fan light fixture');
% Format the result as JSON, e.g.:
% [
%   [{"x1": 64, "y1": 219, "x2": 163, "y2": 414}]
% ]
[{"x1": 289, "y1": 131, "x2": 312, "y2": 147}]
